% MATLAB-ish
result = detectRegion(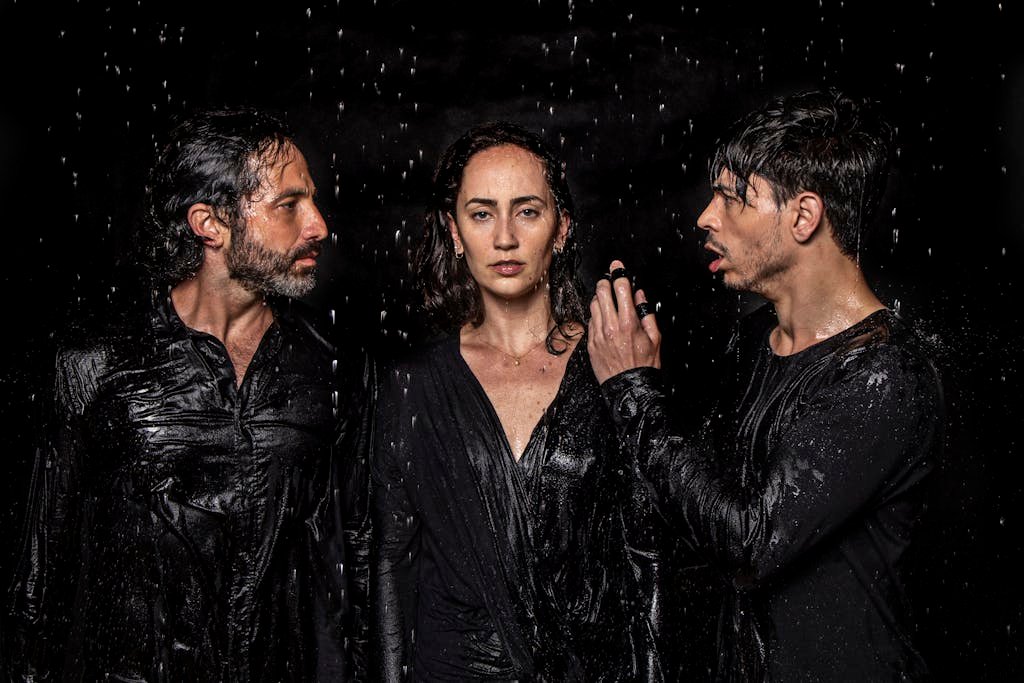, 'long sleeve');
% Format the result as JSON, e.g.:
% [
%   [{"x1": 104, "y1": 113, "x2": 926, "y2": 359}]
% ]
[
  {"x1": 619, "y1": 459, "x2": 670, "y2": 676},
  {"x1": 337, "y1": 354, "x2": 376, "y2": 680},
  {"x1": 370, "y1": 375, "x2": 421, "y2": 683},
  {"x1": 602, "y1": 345, "x2": 942, "y2": 591},
  {"x1": 5, "y1": 351, "x2": 89, "y2": 680},
  {"x1": 307, "y1": 351, "x2": 376, "y2": 681}
]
